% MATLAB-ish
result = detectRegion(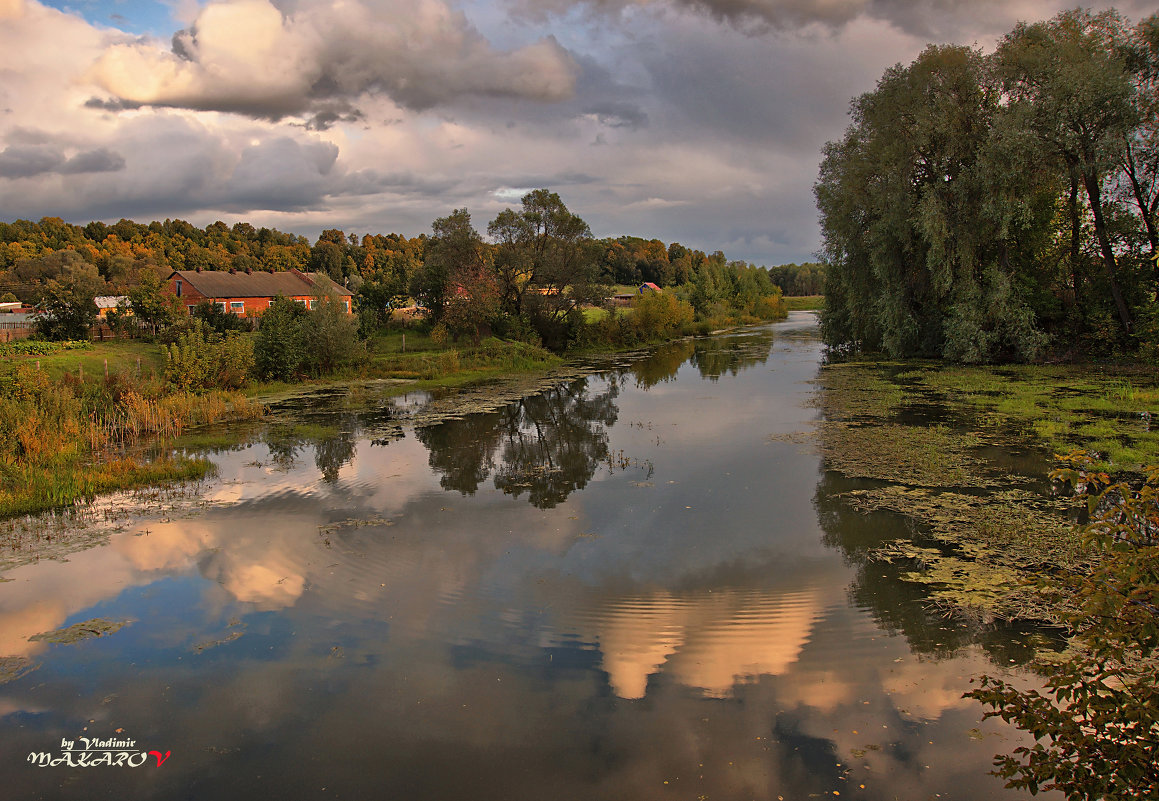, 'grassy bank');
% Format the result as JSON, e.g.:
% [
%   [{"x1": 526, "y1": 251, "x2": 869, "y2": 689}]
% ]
[
  {"x1": 2, "y1": 338, "x2": 166, "y2": 380},
  {"x1": 781, "y1": 295, "x2": 824, "y2": 311},
  {"x1": 0, "y1": 335, "x2": 561, "y2": 518},
  {"x1": 0, "y1": 362, "x2": 264, "y2": 518}
]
